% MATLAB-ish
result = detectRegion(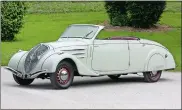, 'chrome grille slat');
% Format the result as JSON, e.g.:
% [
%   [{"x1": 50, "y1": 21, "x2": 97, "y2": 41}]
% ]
[{"x1": 24, "y1": 44, "x2": 48, "y2": 73}]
